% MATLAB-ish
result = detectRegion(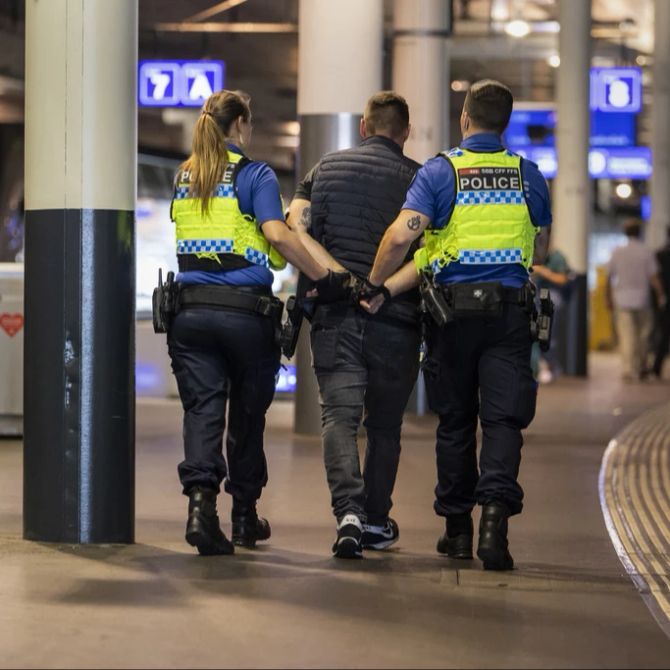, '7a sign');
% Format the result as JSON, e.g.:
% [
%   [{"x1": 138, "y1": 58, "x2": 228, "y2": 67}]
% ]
[{"x1": 138, "y1": 60, "x2": 225, "y2": 108}]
